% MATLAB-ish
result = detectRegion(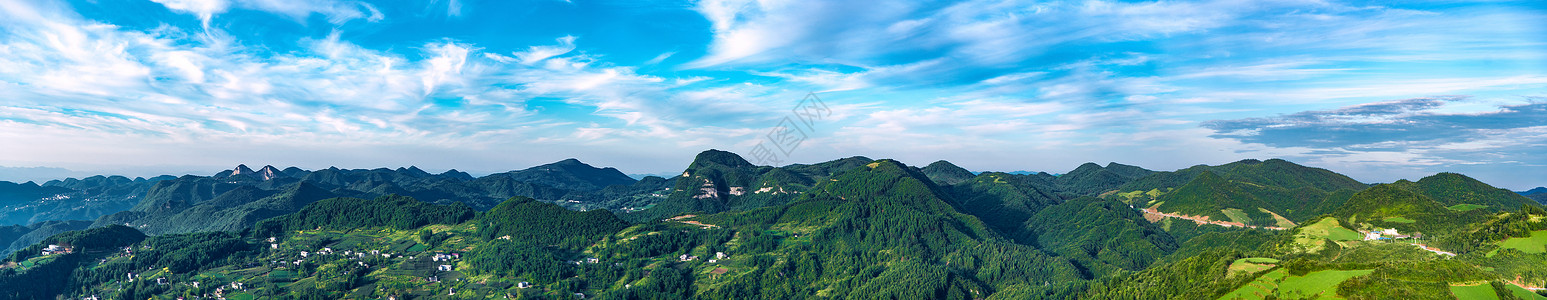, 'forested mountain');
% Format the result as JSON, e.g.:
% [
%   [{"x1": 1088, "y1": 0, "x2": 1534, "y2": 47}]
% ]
[
  {"x1": 629, "y1": 150, "x2": 873, "y2": 222},
  {"x1": 921, "y1": 160, "x2": 976, "y2": 185},
  {"x1": 1020, "y1": 197, "x2": 1179, "y2": 278},
  {"x1": 488, "y1": 159, "x2": 637, "y2": 191},
  {"x1": 0, "y1": 175, "x2": 170, "y2": 226},
  {"x1": 1109, "y1": 159, "x2": 1368, "y2": 226},
  {"x1": 1329, "y1": 173, "x2": 1532, "y2": 235},
  {"x1": 0, "y1": 153, "x2": 1544, "y2": 299},
  {"x1": 0, "y1": 160, "x2": 664, "y2": 240},
  {"x1": 944, "y1": 172, "x2": 1065, "y2": 234},
  {"x1": 1396, "y1": 173, "x2": 1538, "y2": 211},
  {"x1": 1054, "y1": 162, "x2": 1153, "y2": 197}
]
